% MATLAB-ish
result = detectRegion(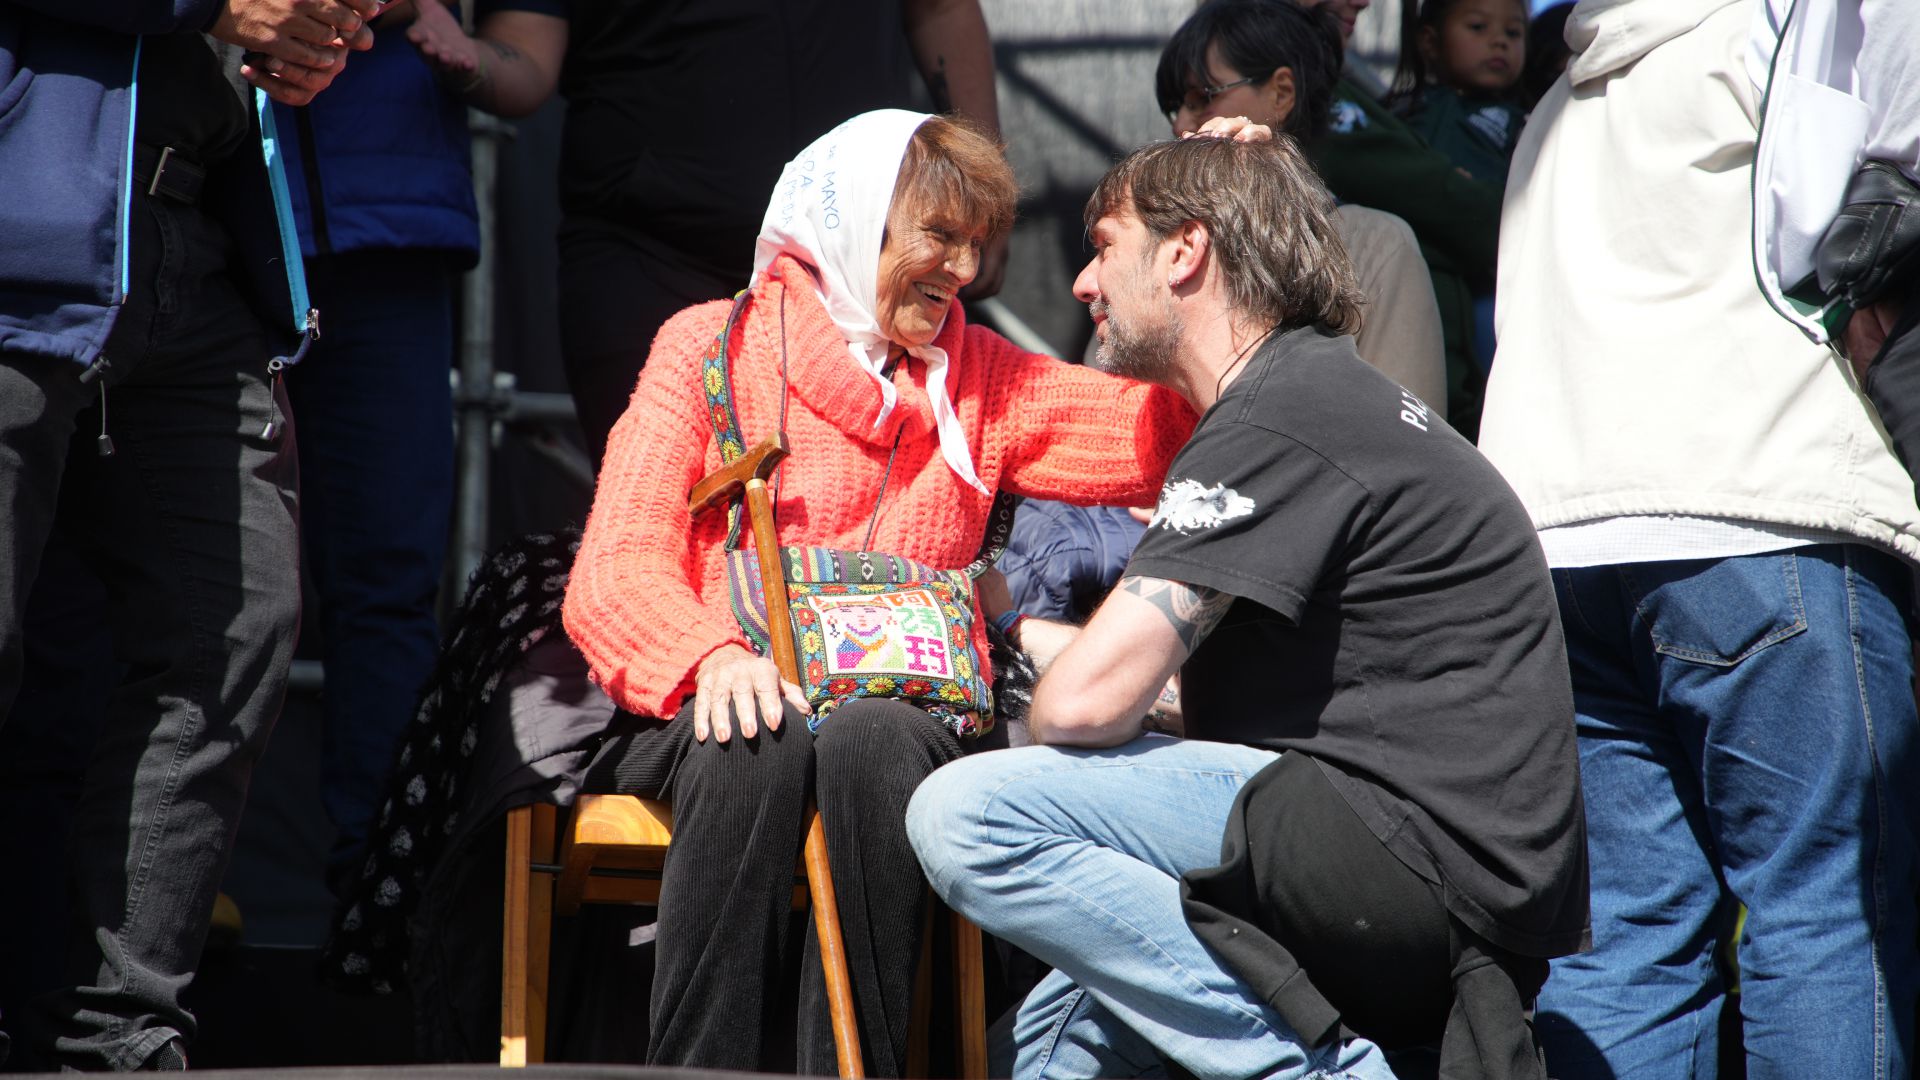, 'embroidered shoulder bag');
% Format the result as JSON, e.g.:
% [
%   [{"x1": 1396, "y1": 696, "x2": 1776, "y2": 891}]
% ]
[{"x1": 703, "y1": 291, "x2": 1016, "y2": 739}]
